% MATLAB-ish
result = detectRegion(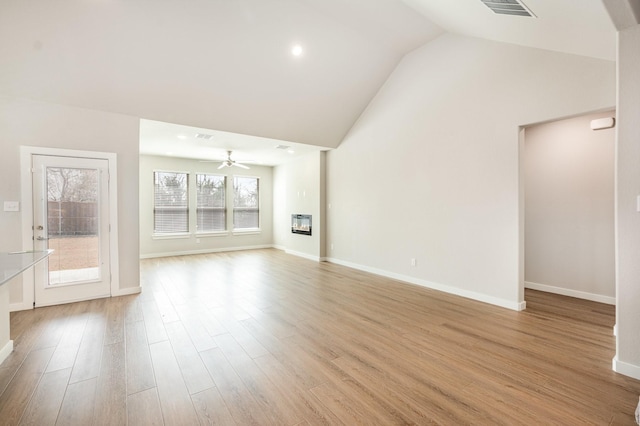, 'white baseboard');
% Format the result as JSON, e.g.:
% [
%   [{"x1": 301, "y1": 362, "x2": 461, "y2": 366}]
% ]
[
  {"x1": 112, "y1": 286, "x2": 142, "y2": 297},
  {"x1": 9, "y1": 286, "x2": 141, "y2": 311},
  {"x1": 284, "y1": 249, "x2": 321, "y2": 262},
  {"x1": 139, "y1": 244, "x2": 274, "y2": 259},
  {"x1": 525, "y1": 281, "x2": 615, "y2": 305},
  {"x1": 613, "y1": 356, "x2": 640, "y2": 380},
  {"x1": 9, "y1": 302, "x2": 33, "y2": 312},
  {"x1": 325, "y1": 257, "x2": 525, "y2": 311},
  {"x1": 35, "y1": 293, "x2": 110, "y2": 308},
  {"x1": 273, "y1": 245, "x2": 323, "y2": 262},
  {"x1": 0, "y1": 339, "x2": 13, "y2": 366}
]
